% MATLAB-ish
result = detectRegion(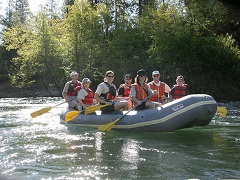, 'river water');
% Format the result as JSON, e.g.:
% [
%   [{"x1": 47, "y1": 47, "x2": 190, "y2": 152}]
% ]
[{"x1": 0, "y1": 97, "x2": 239, "y2": 179}]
